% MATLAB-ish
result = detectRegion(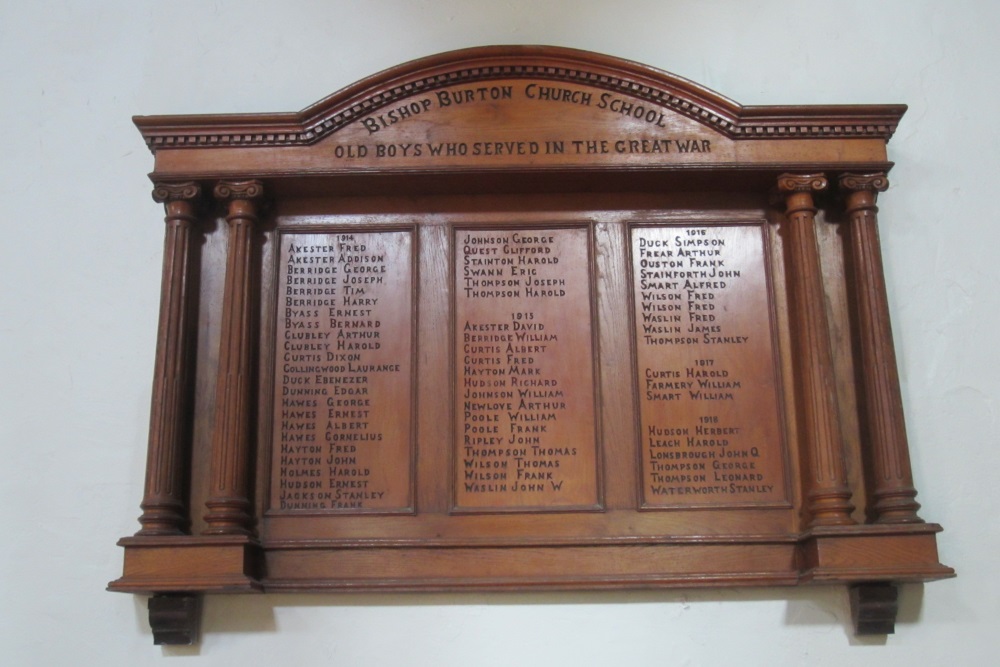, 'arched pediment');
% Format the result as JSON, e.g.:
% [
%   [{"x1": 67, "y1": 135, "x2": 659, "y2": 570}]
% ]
[{"x1": 136, "y1": 46, "x2": 905, "y2": 162}]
